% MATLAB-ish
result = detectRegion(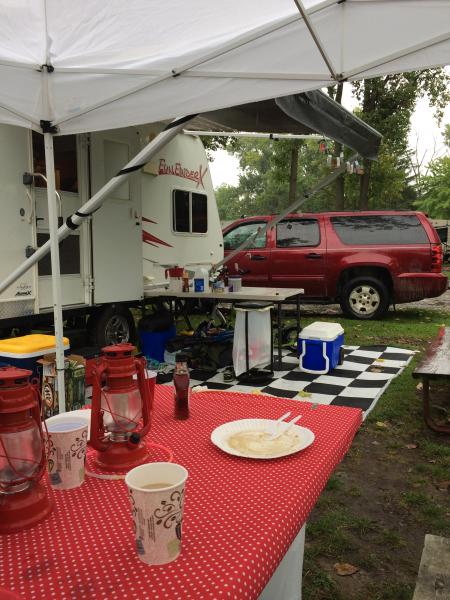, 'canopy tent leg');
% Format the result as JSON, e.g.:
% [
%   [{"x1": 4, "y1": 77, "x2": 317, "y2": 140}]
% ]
[{"x1": 44, "y1": 132, "x2": 66, "y2": 412}]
